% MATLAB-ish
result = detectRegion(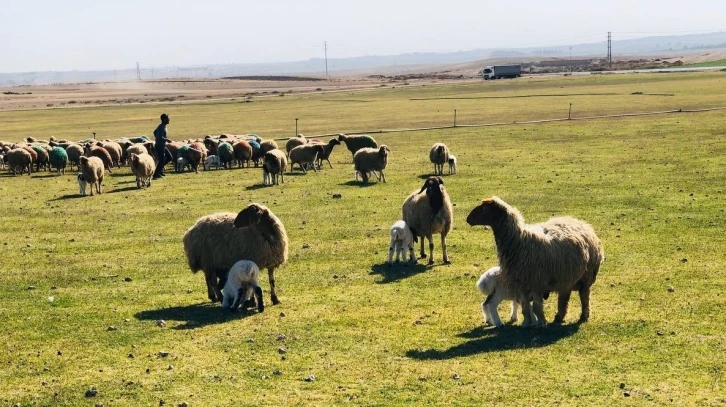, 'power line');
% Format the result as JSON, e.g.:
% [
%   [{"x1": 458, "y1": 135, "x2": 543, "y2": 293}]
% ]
[{"x1": 608, "y1": 32, "x2": 612, "y2": 68}]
